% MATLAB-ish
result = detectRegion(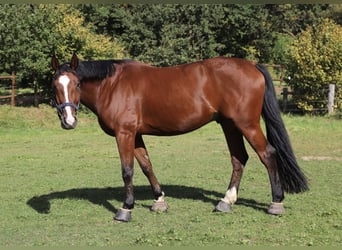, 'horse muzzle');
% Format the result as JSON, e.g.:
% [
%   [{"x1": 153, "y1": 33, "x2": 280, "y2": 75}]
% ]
[
  {"x1": 60, "y1": 115, "x2": 78, "y2": 130},
  {"x1": 53, "y1": 100, "x2": 80, "y2": 130}
]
